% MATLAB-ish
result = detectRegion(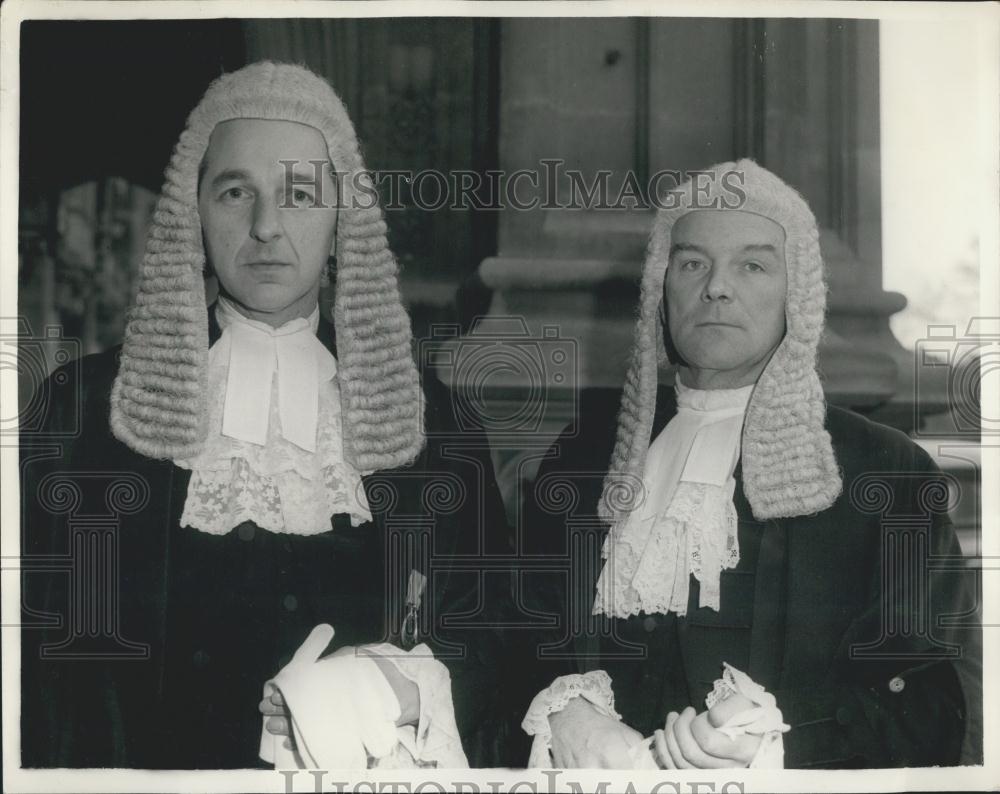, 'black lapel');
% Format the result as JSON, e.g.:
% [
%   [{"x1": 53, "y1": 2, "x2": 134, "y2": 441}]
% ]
[
  {"x1": 652, "y1": 380, "x2": 790, "y2": 692},
  {"x1": 317, "y1": 312, "x2": 337, "y2": 355},
  {"x1": 150, "y1": 302, "x2": 346, "y2": 698},
  {"x1": 207, "y1": 301, "x2": 221, "y2": 345},
  {"x1": 739, "y1": 456, "x2": 789, "y2": 691},
  {"x1": 651, "y1": 384, "x2": 678, "y2": 441},
  {"x1": 156, "y1": 456, "x2": 184, "y2": 700}
]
